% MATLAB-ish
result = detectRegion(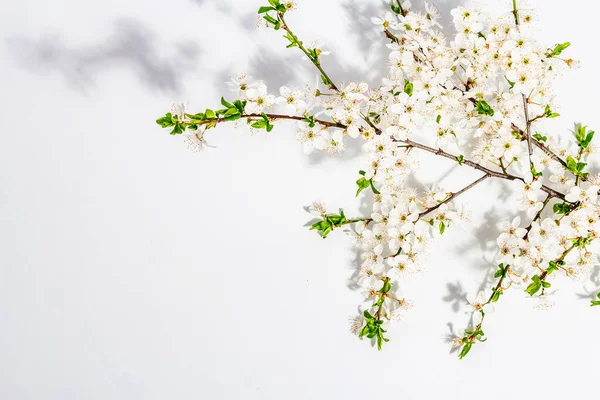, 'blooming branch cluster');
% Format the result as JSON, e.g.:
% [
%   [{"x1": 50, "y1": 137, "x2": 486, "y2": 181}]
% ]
[{"x1": 154, "y1": 0, "x2": 600, "y2": 357}]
